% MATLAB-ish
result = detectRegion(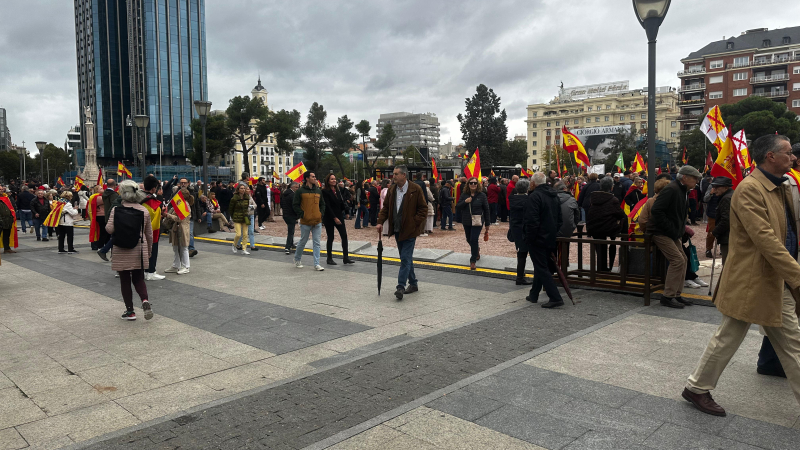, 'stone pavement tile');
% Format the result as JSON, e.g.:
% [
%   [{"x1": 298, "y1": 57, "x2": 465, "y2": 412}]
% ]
[
  {"x1": 545, "y1": 374, "x2": 641, "y2": 408},
  {"x1": 495, "y1": 364, "x2": 565, "y2": 385},
  {"x1": 194, "y1": 361, "x2": 280, "y2": 395},
  {"x1": 76, "y1": 362, "x2": 165, "y2": 400},
  {"x1": 4, "y1": 364, "x2": 81, "y2": 396},
  {"x1": 554, "y1": 399, "x2": 664, "y2": 441},
  {"x1": 474, "y1": 404, "x2": 586, "y2": 449},
  {"x1": 320, "y1": 321, "x2": 425, "y2": 353},
  {"x1": 161, "y1": 329, "x2": 276, "y2": 362},
  {"x1": 391, "y1": 406, "x2": 546, "y2": 450},
  {"x1": 0, "y1": 373, "x2": 13, "y2": 390},
  {"x1": 643, "y1": 422, "x2": 762, "y2": 450},
  {"x1": 719, "y1": 414, "x2": 800, "y2": 450},
  {"x1": 369, "y1": 433, "x2": 438, "y2": 450},
  {"x1": 0, "y1": 427, "x2": 29, "y2": 450},
  {"x1": 464, "y1": 375, "x2": 573, "y2": 413},
  {"x1": 562, "y1": 431, "x2": 655, "y2": 450},
  {"x1": 132, "y1": 349, "x2": 233, "y2": 385},
  {"x1": 620, "y1": 392, "x2": 733, "y2": 434},
  {"x1": 114, "y1": 380, "x2": 227, "y2": 422},
  {"x1": 0, "y1": 386, "x2": 47, "y2": 429},
  {"x1": 427, "y1": 389, "x2": 504, "y2": 422},
  {"x1": 28, "y1": 377, "x2": 108, "y2": 416},
  {"x1": 16, "y1": 401, "x2": 139, "y2": 446},
  {"x1": 327, "y1": 424, "x2": 405, "y2": 450},
  {"x1": 52, "y1": 348, "x2": 122, "y2": 373},
  {"x1": 263, "y1": 345, "x2": 340, "y2": 372}
]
